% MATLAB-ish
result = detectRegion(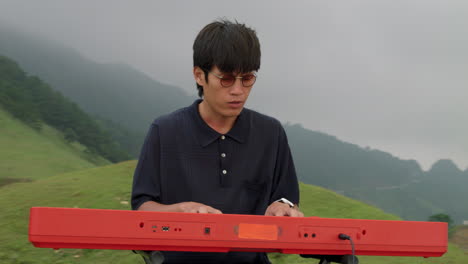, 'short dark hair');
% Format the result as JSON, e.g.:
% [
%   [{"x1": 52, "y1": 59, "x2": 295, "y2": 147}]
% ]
[{"x1": 193, "y1": 19, "x2": 261, "y2": 97}]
